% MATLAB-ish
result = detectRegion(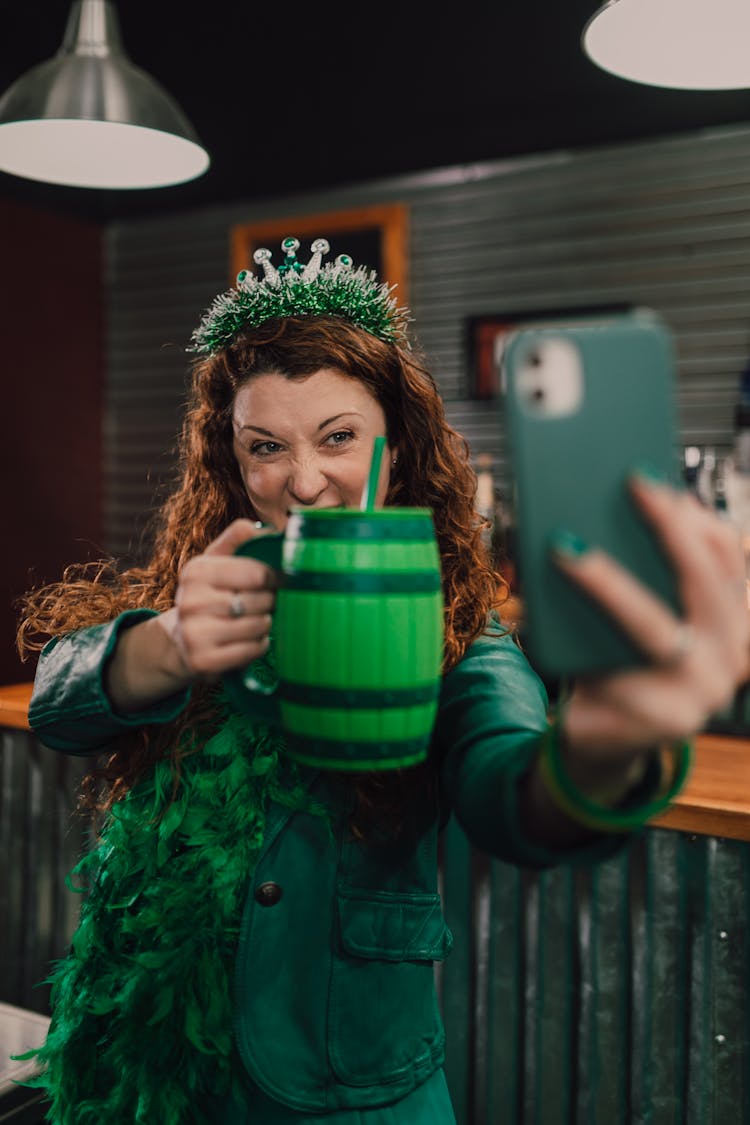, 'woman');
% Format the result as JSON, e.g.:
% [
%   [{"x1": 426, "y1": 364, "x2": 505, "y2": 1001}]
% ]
[{"x1": 17, "y1": 238, "x2": 749, "y2": 1124}]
